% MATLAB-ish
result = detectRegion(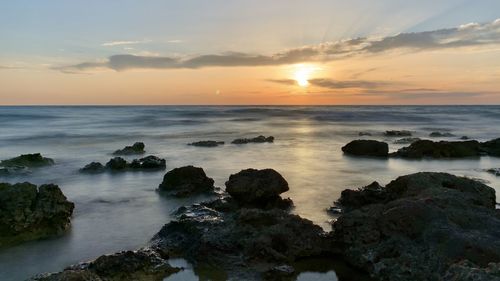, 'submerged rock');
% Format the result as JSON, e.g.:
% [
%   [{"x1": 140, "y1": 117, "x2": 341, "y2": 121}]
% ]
[
  {"x1": 392, "y1": 139, "x2": 481, "y2": 158},
  {"x1": 384, "y1": 130, "x2": 412, "y2": 137},
  {"x1": 188, "y1": 140, "x2": 225, "y2": 147},
  {"x1": 480, "y1": 138, "x2": 500, "y2": 157},
  {"x1": 112, "y1": 142, "x2": 145, "y2": 155},
  {"x1": 332, "y1": 172, "x2": 500, "y2": 281},
  {"x1": 232, "y1": 135, "x2": 274, "y2": 144},
  {"x1": 358, "y1": 132, "x2": 372, "y2": 136},
  {"x1": 341, "y1": 140, "x2": 389, "y2": 157},
  {"x1": 486, "y1": 168, "x2": 500, "y2": 176},
  {"x1": 0, "y1": 182, "x2": 74, "y2": 247},
  {"x1": 158, "y1": 166, "x2": 215, "y2": 197},
  {"x1": 0, "y1": 153, "x2": 54, "y2": 168},
  {"x1": 82, "y1": 156, "x2": 166, "y2": 173},
  {"x1": 393, "y1": 137, "x2": 421, "y2": 144},
  {"x1": 0, "y1": 165, "x2": 30, "y2": 176},
  {"x1": 460, "y1": 136, "x2": 470, "y2": 140},
  {"x1": 225, "y1": 168, "x2": 291, "y2": 209},
  {"x1": 80, "y1": 162, "x2": 105, "y2": 173},
  {"x1": 30, "y1": 248, "x2": 181, "y2": 281},
  {"x1": 429, "y1": 131, "x2": 455, "y2": 137}
]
